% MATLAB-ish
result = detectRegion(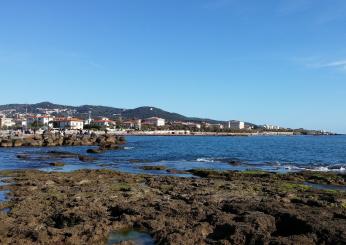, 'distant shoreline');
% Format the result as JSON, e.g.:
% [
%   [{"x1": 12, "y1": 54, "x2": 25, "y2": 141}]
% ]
[
  {"x1": 114, "y1": 131, "x2": 342, "y2": 137},
  {"x1": 0, "y1": 130, "x2": 341, "y2": 140}
]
